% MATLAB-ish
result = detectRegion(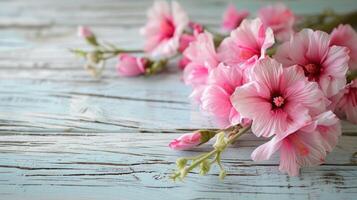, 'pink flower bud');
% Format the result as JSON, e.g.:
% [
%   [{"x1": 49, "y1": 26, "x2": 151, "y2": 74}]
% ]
[
  {"x1": 189, "y1": 22, "x2": 204, "y2": 34},
  {"x1": 178, "y1": 34, "x2": 195, "y2": 53},
  {"x1": 169, "y1": 131, "x2": 201, "y2": 150},
  {"x1": 77, "y1": 26, "x2": 93, "y2": 38},
  {"x1": 116, "y1": 54, "x2": 147, "y2": 77},
  {"x1": 178, "y1": 56, "x2": 191, "y2": 70}
]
